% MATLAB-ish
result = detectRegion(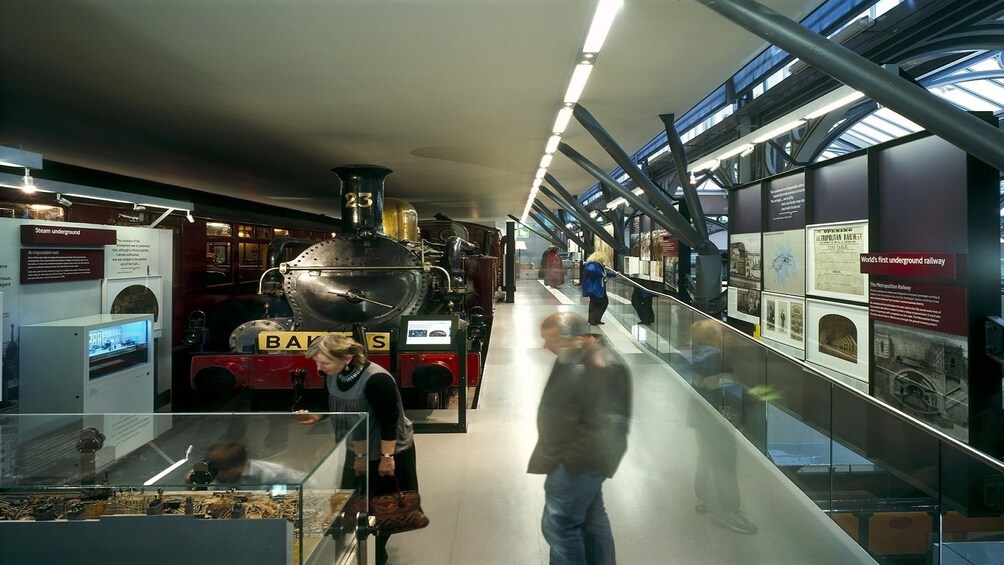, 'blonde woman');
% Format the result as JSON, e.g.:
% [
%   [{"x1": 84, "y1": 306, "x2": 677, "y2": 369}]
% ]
[
  {"x1": 582, "y1": 252, "x2": 616, "y2": 325},
  {"x1": 298, "y1": 334, "x2": 418, "y2": 565}
]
